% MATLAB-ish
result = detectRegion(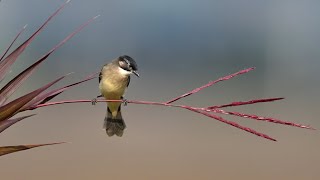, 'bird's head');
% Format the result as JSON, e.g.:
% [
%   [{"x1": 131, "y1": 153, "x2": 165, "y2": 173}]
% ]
[{"x1": 118, "y1": 55, "x2": 139, "y2": 77}]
